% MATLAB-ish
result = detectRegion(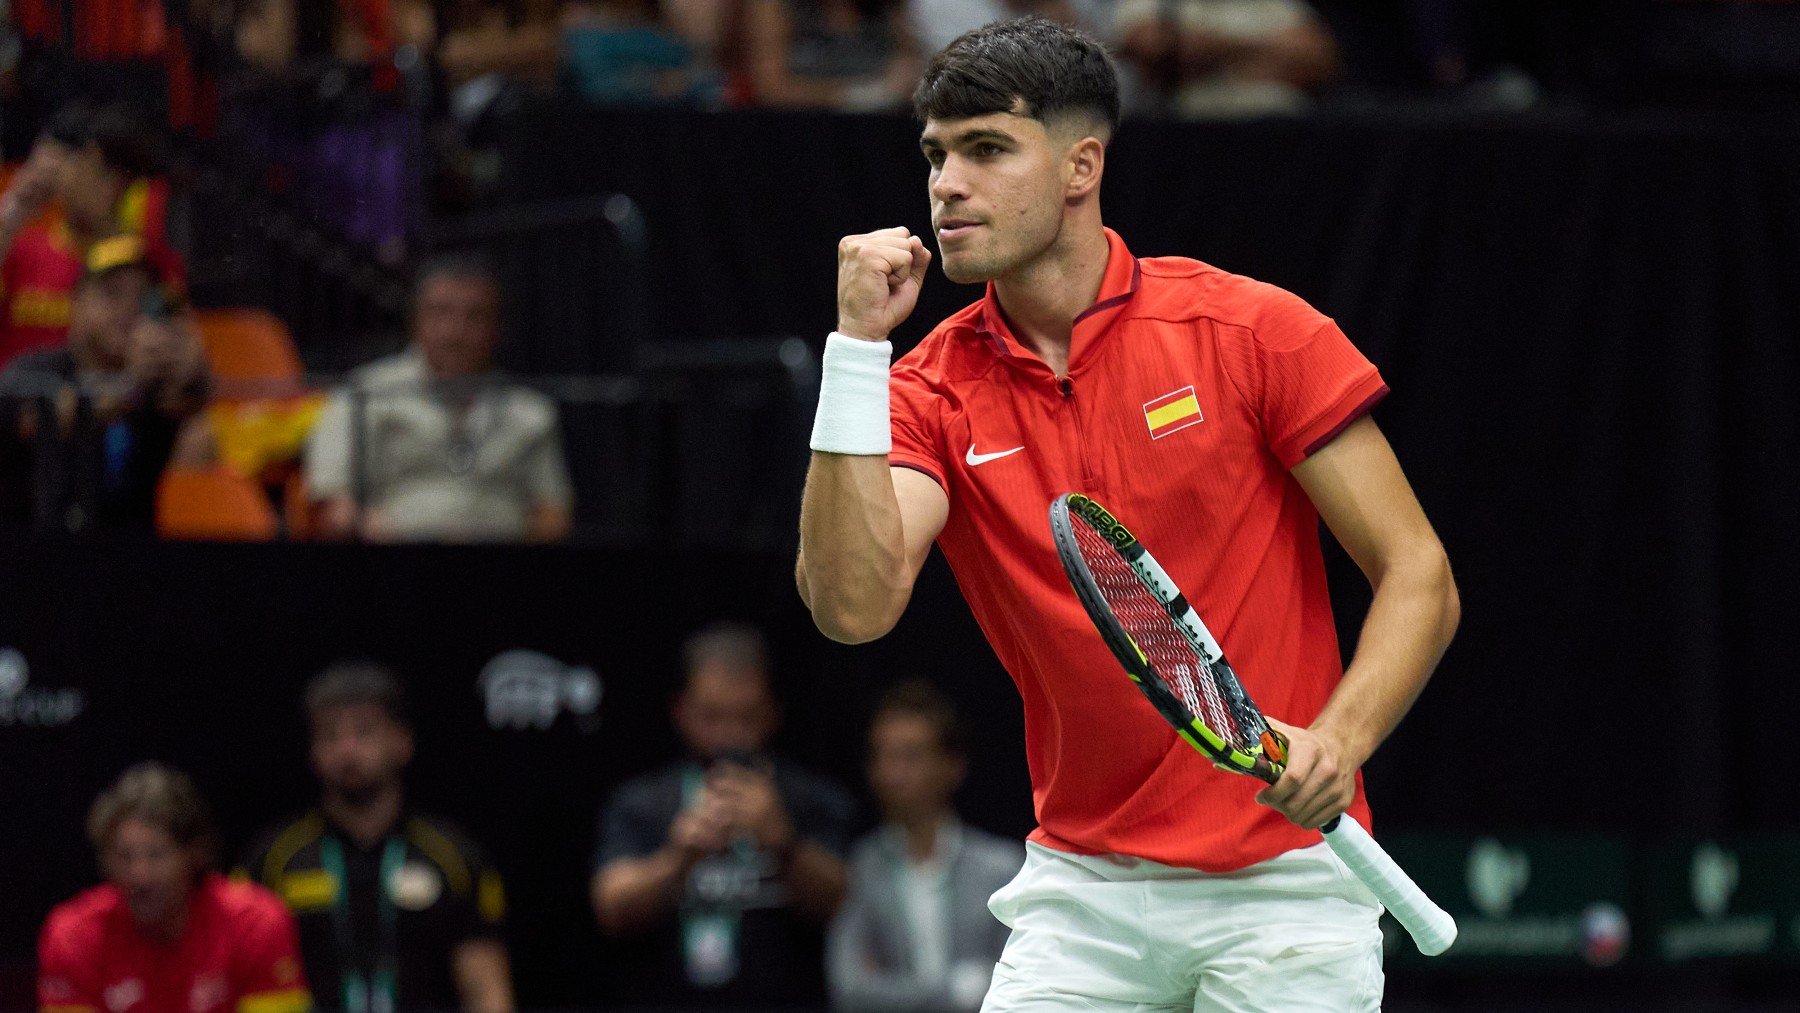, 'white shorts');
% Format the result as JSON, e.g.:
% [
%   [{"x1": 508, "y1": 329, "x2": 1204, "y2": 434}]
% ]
[{"x1": 981, "y1": 841, "x2": 1384, "y2": 1012}]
